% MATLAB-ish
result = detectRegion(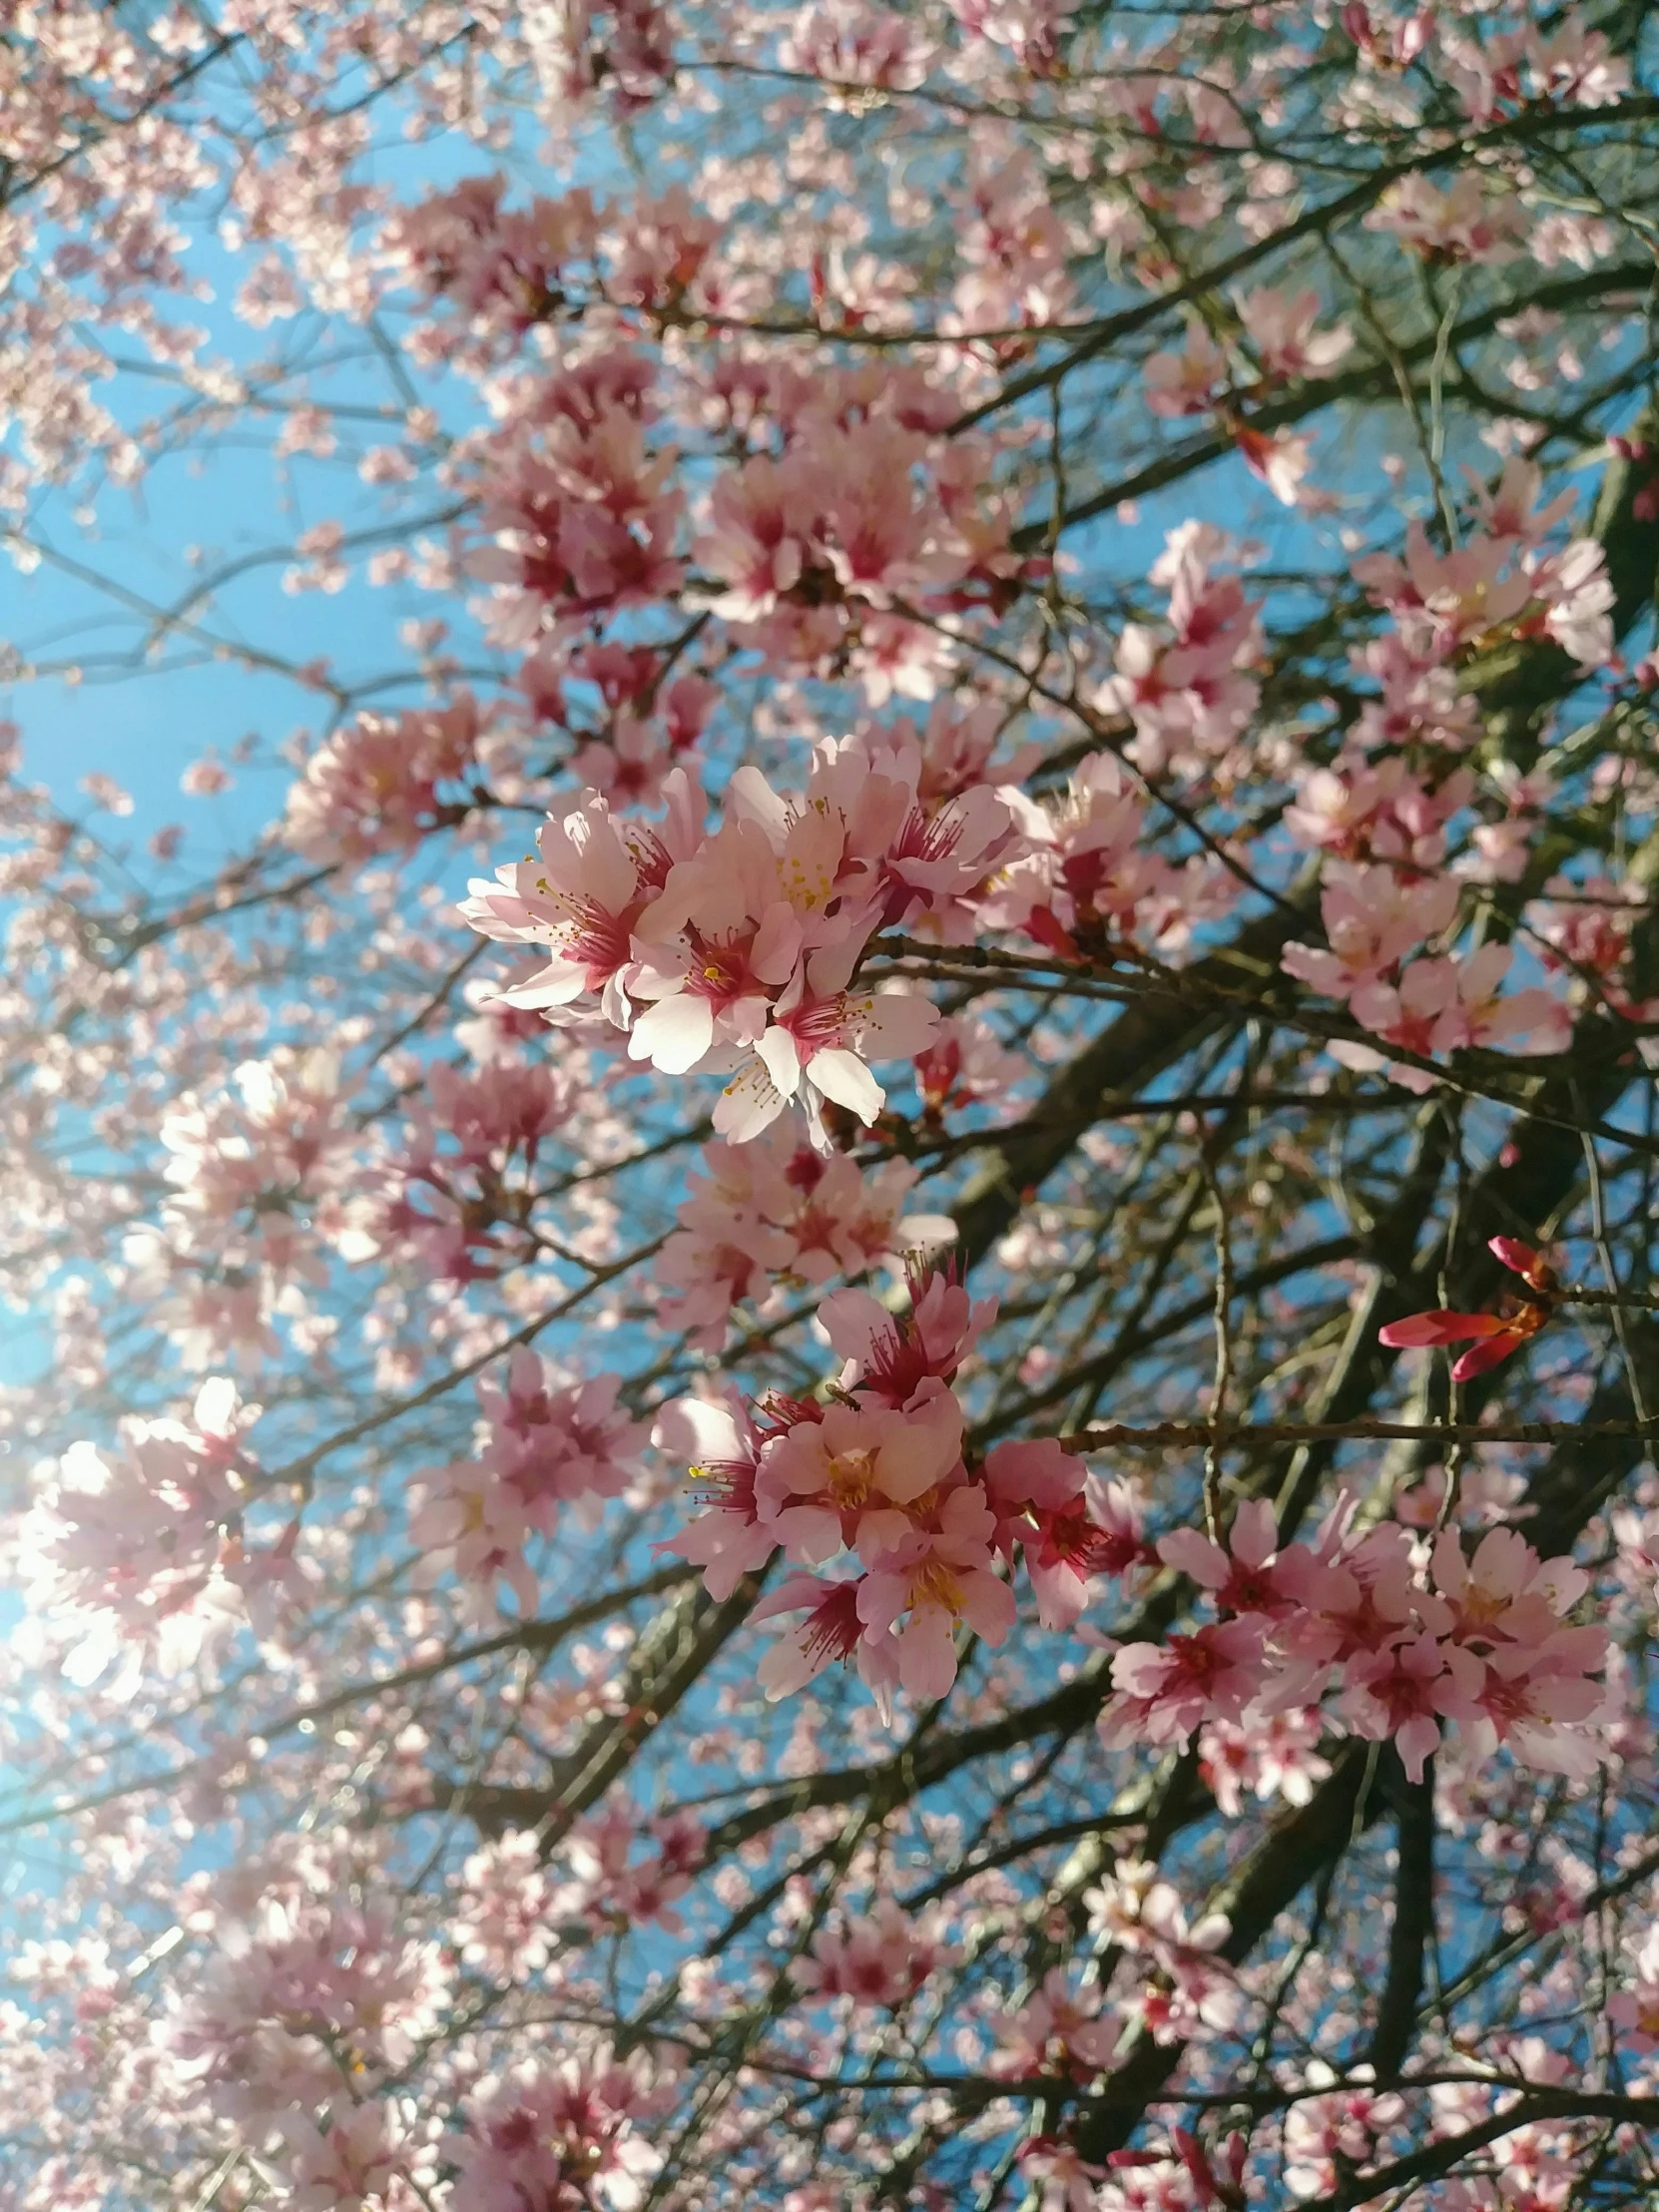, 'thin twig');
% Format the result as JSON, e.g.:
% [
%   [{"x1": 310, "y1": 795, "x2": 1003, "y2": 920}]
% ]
[{"x1": 1078, "y1": 1417, "x2": 1659, "y2": 1449}]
